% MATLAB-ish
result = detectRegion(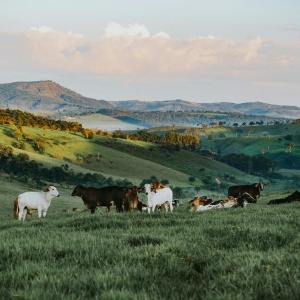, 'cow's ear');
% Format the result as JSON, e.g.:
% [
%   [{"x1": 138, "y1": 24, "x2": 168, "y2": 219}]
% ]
[
  {"x1": 43, "y1": 188, "x2": 50, "y2": 192},
  {"x1": 255, "y1": 183, "x2": 259, "y2": 187}
]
